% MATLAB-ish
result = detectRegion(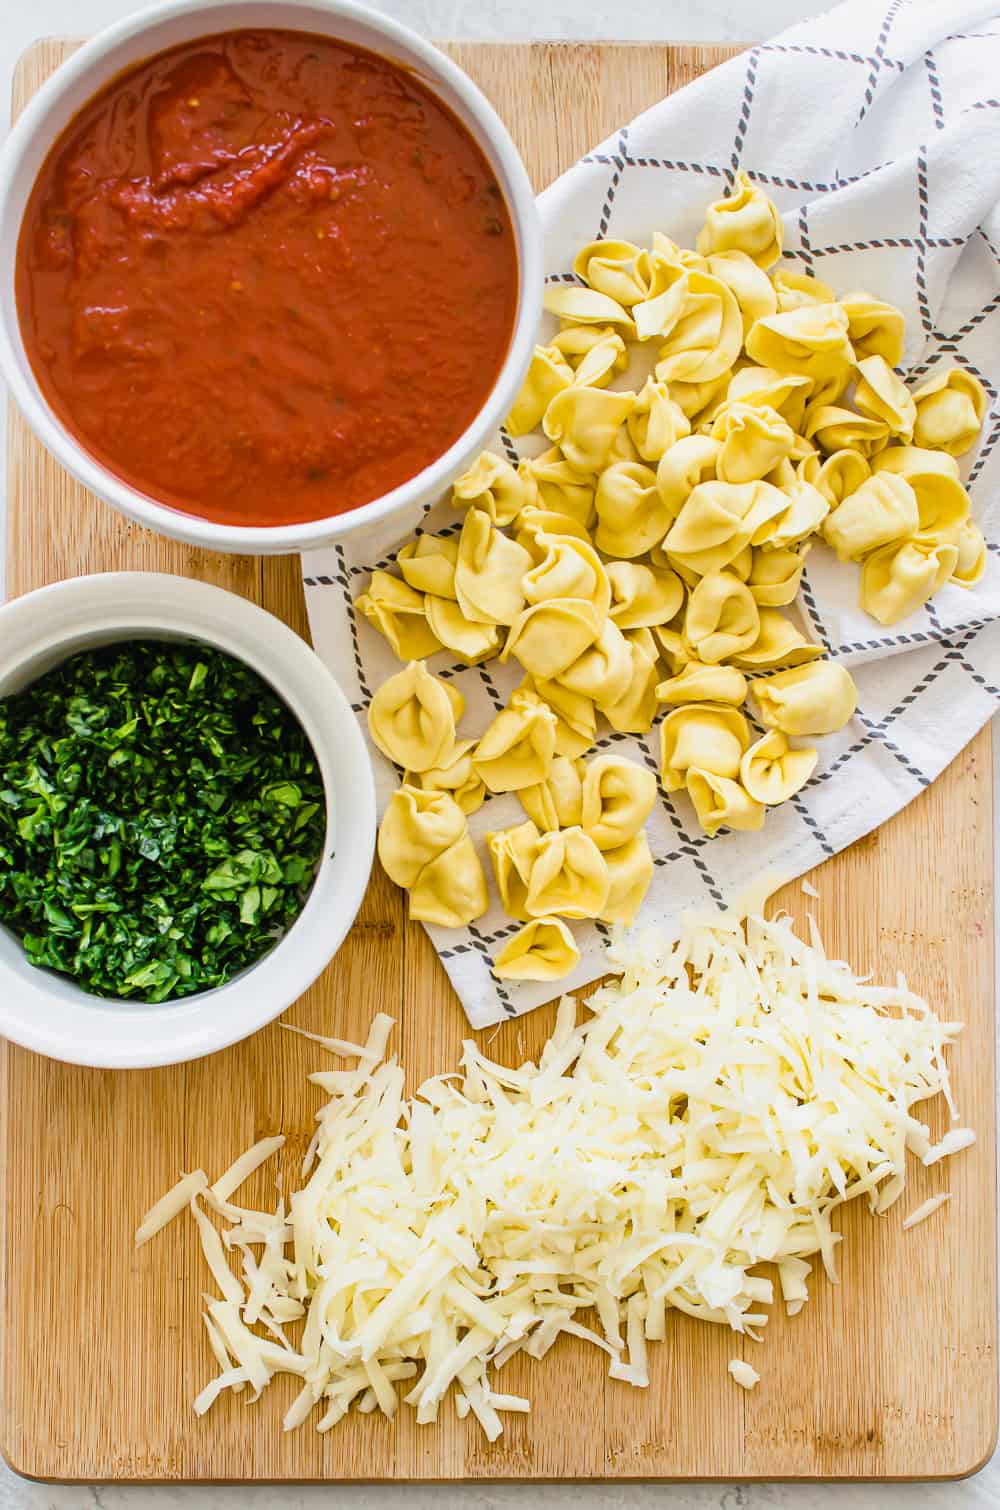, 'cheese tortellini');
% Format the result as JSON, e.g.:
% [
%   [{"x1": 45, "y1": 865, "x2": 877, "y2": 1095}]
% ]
[
  {"x1": 367, "y1": 661, "x2": 462, "y2": 772},
  {"x1": 493, "y1": 916, "x2": 580, "y2": 981},
  {"x1": 580, "y1": 754, "x2": 657, "y2": 850},
  {"x1": 911, "y1": 368, "x2": 987, "y2": 455},
  {"x1": 696, "y1": 171, "x2": 783, "y2": 269},
  {"x1": 474, "y1": 690, "x2": 557, "y2": 793},
  {"x1": 740, "y1": 729, "x2": 818, "y2": 805},
  {"x1": 752, "y1": 661, "x2": 857, "y2": 736}
]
